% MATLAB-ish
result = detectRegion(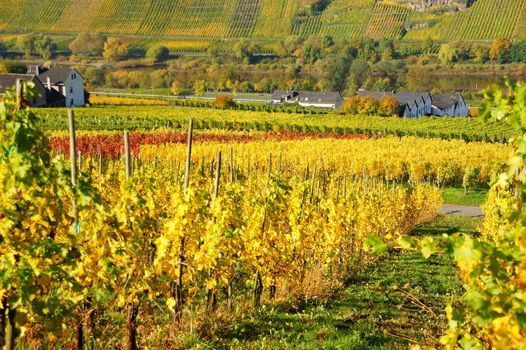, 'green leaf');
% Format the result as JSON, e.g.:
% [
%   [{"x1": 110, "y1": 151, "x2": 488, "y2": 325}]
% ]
[{"x1": 364, "y1": 236, "x2": 389, "y2": 255}]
